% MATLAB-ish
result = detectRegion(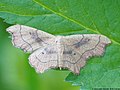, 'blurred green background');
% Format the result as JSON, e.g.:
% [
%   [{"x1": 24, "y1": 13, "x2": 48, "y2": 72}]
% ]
[{"x1": 0, "y1": 18, "x2": 79, "y2": 90}]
